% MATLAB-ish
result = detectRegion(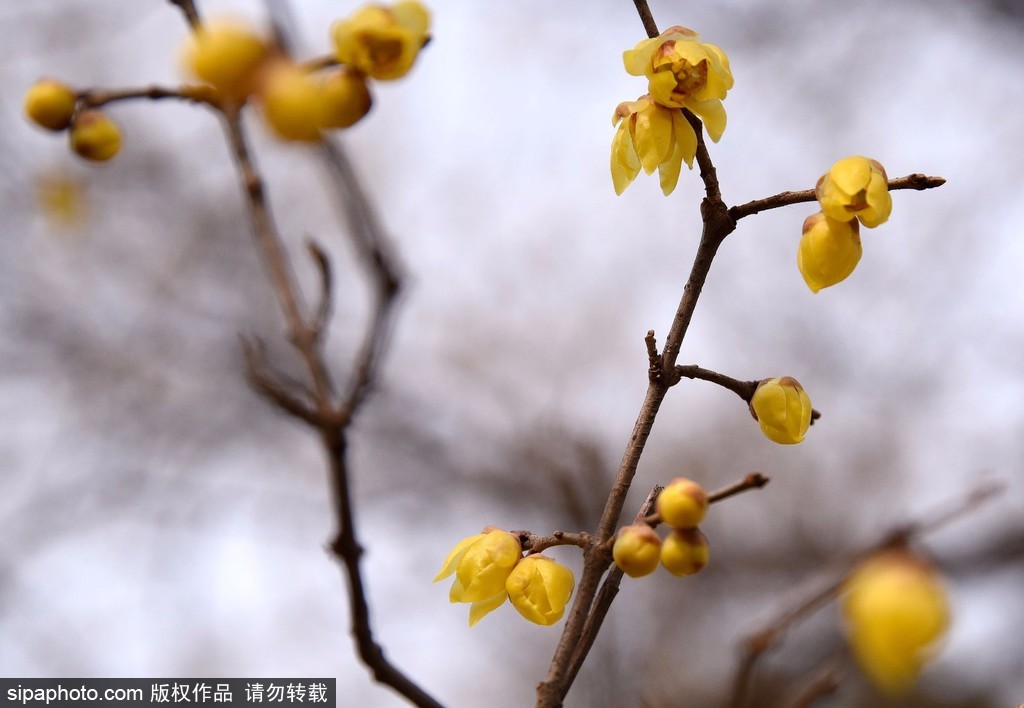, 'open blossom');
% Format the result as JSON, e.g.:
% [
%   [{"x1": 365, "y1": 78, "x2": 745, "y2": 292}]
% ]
[
  {"x1": 505, "y1": 555, "x2": 575, "y2": 626},
  {"x1": 797, "y1": 212, "x2": 863, "y2": 293},
  {"x1": 841, "y1": 550, "x2": 950, "y2": 693},
  {"x1": 749, "y1": 376, "x2": 812, "y2": 445},
  {"x1": 434, "y1": 529, "x2": 521, "y2": 626},
  {"x1": 611, "y1": 95, "x2": 697, "y2": 196},
  {"x1": 623, "y1": 26, "x2": 733, "y2": 142},
  {"x1": 332, "y1": 1, "x2": 431, "y2": 80},
  {"x1": 816, "y1": 156, "x2": 893, "y2": 228}
]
